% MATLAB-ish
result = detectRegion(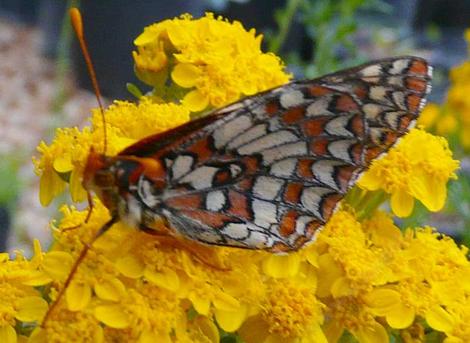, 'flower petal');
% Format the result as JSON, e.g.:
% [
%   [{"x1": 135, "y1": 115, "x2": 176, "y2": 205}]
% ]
[
  {"x1": 365, "y1": 288, "x2": 401, "y2": 316},
  {"x1": 410, "y1": 173, "x2": 447, "y2": 212},
  {"x1": 189, "y1": 293, "x2": 211, "y2": 316},
  {"x1": 94, "y1": 278, "x2": 126, "y2": 302},
  {"x1": 426, "y1": 306, "x2": 454, "y2": 333},
  {"x1": 215, "y1": 304, "x2": 247, "y2": 332},
  {"x1": 94, "y1": 305, "x2": 130, "y2": 329},
  {"x1": 42, "y1": 251, "x2": 73, "y2": 281},
  {"x1": 144, "y1": 268, "x2": 180, "y2": 291},
  {"x1": 386, "y1": 302, "x2": 415, "y2": 329},
  {"x1": 172, "y1": 63, "x2": 201, "y2": 88},
  {"x1": 15, "y1": 296, "x2": 48, "y2": 322},
  {"x1": 70, "y1": 168, "x2": 87, "y2": 202},
  {"x1": 390, "y1": 190, "x2": 414, "y2": 218},
  {"x1": 354, "y1": 321, "x2": 388, "y2": 343},
  {"x1": 0, "y1": 325, "x2": 16, "y2": 343},
  {"x1": 39, "y1": 170, "x2": 66, "y2": 206},
  {"x1": 191, "y1": 317, "x2": 220, "y2": 343},
  {"x1": 115, "y1": 255, "x2": 145, "y2": 279},
  {"x1": 66, "y1": 281, "x2": 91, "y2": 311},
  {"x1": 262, "y1": 253, "x2": 300, "y2": 278},
  {"x1": 182, "y1": 89, "x2": 209, "y2": 112}
]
